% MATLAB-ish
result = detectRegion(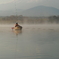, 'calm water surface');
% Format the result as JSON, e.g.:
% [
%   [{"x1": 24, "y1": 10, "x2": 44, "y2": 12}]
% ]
[{"x1": 0, "y1": 25, "x2": 59, "y2": 59}]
